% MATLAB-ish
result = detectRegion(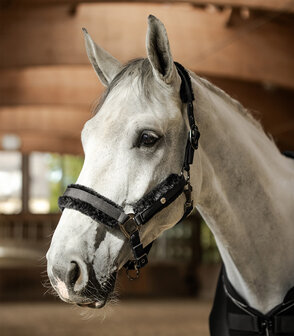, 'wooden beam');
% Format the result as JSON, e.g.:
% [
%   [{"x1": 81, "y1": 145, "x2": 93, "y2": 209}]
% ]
[
  {"x1": 0, "y1": 4, "x2": 294, "y2": 89},
  {"x1": 0, "y1": 105, "x2": 87, "y2": 153},
  {"x1": 0, "y1": 66, "x2": 102, "y2": 106},
  {"x1": 3, "y1": 0, "x2": 294, "y2": 14},
  {"x1": 18, "y1": 133, "x2": 83, "y2": 154},
  {"x1": 0, "y1": 105, "x2": 89, "y2": 136},
  {"x1": 206, "y1": 75, "x2": 294, "y2": 150},
  {"x1": 0, "y1": 132, "x2": 83, "y2": 154},
  {"x1": 1, "y1": 66, "x2": 294, "y2": 121},
  {"x1": 0, "y1": 74, "x2": 293, "y2": 153}
]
